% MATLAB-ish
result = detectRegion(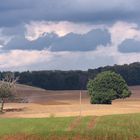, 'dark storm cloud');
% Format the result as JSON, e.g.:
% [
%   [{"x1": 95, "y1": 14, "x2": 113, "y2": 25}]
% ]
[
  {"x1": 0, "y1": 0, "x2": 140, "y2": 27},
  {"x1": 119, "y1": 39, "x2": 140, "y2": 53},
  {"x1": 2, "y1": 29, "x2": 111, "y2": 51}
]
